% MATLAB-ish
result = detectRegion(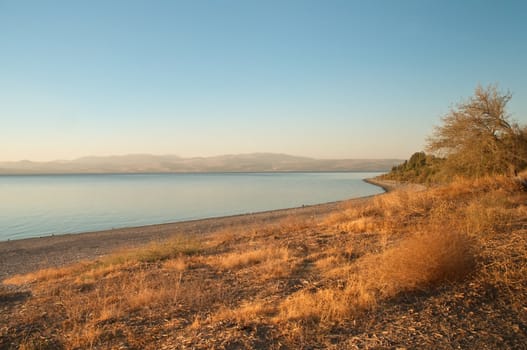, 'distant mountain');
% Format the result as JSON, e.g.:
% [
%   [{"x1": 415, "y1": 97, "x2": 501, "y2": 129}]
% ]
[{"x1": 0, "y1": 153, "x2": 402, "y2": 174}]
